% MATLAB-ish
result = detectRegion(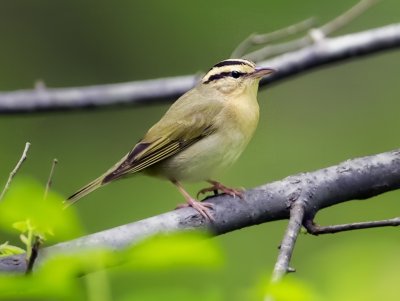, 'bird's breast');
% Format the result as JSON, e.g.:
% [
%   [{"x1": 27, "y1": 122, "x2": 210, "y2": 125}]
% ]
[{"x1": 148, "y1": 94, "x2": 260, "y2": 182}]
